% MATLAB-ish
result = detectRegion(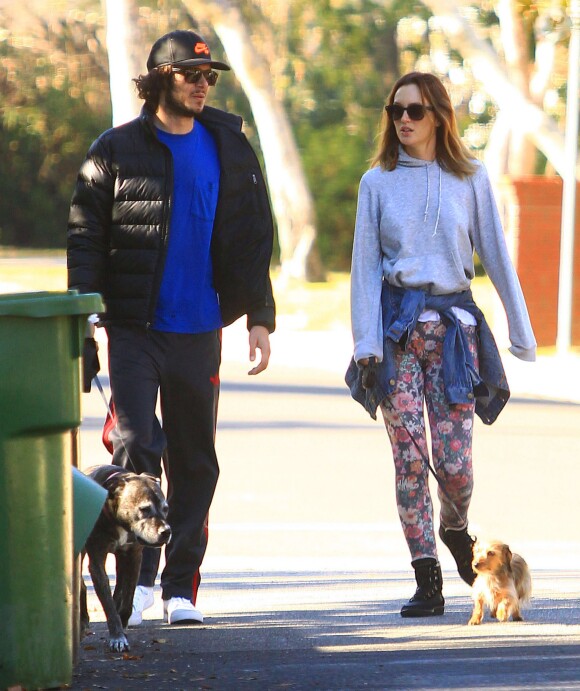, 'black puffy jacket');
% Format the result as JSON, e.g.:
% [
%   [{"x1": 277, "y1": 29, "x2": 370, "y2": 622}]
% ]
[{"x1": 67, "y1": 106, "x2": 275, "y2": 332}]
